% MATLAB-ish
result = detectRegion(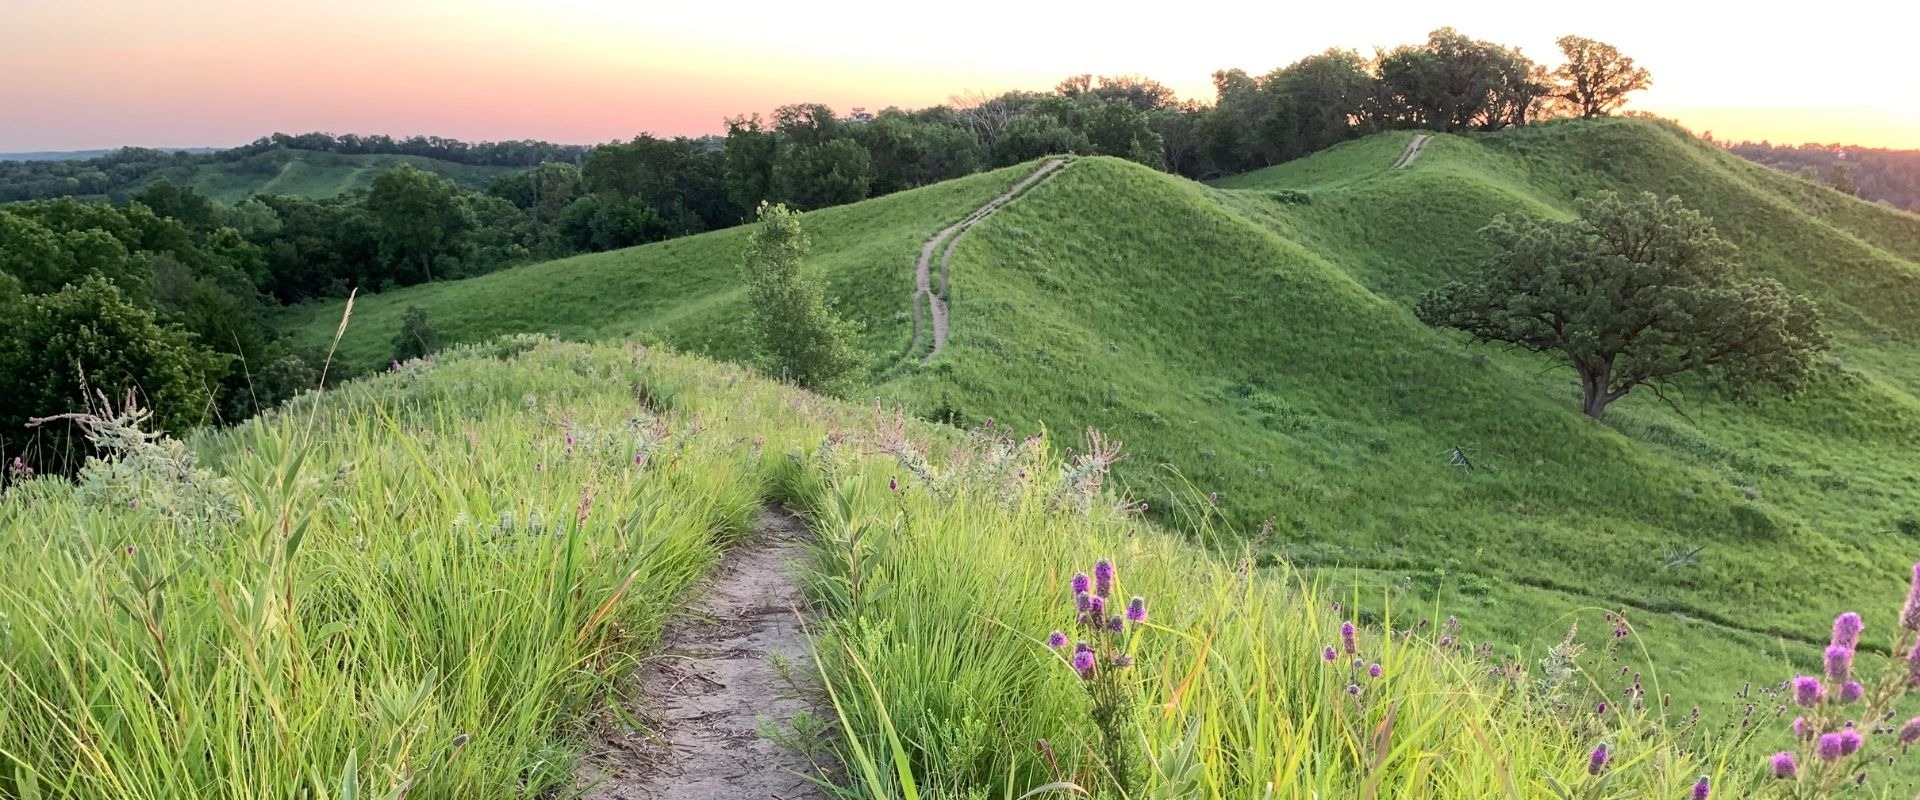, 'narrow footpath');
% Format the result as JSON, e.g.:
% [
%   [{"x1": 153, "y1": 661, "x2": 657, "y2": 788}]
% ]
[{"x1": 578, "y1": 507, "x2": 826, "y2": 800}]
